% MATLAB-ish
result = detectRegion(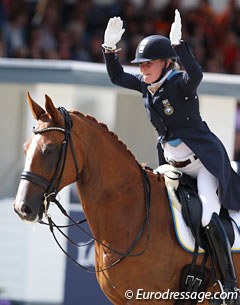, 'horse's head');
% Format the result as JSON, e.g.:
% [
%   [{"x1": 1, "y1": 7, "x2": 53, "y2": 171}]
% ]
[{"x1": 14, "y1": 93, "x2": 82, "y2": 222}]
